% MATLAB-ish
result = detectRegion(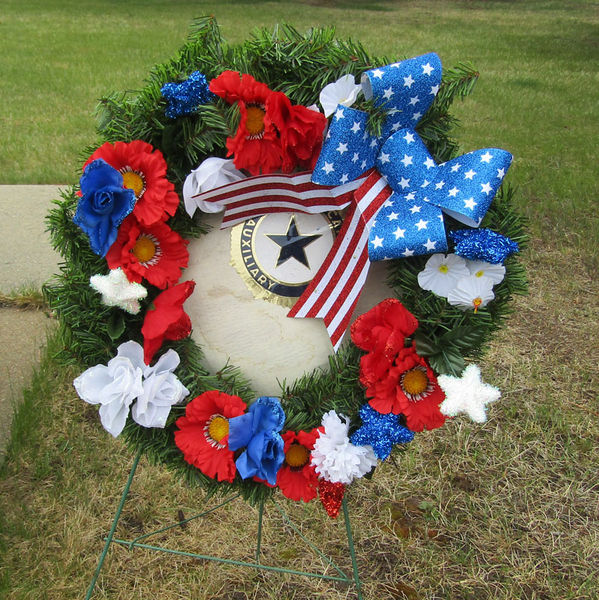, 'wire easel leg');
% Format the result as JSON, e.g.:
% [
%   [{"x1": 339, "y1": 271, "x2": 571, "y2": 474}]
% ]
[{"x1": 84, "y1": 449, "x2": 142, "y2": 600}]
